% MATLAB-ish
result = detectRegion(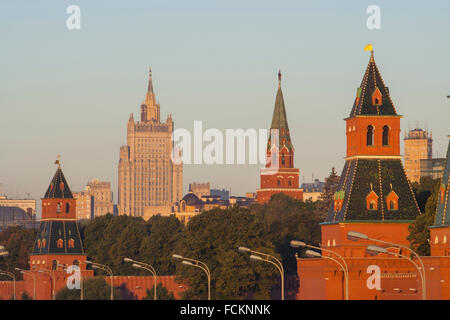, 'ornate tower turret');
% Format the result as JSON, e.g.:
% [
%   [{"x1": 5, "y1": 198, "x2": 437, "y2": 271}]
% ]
[
  {"x1": 256, "y1": 71, "x2": 303, "y2": 203},
  {"x1": 30, "y1": 161, "x2": 88, "y2": 270}
]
